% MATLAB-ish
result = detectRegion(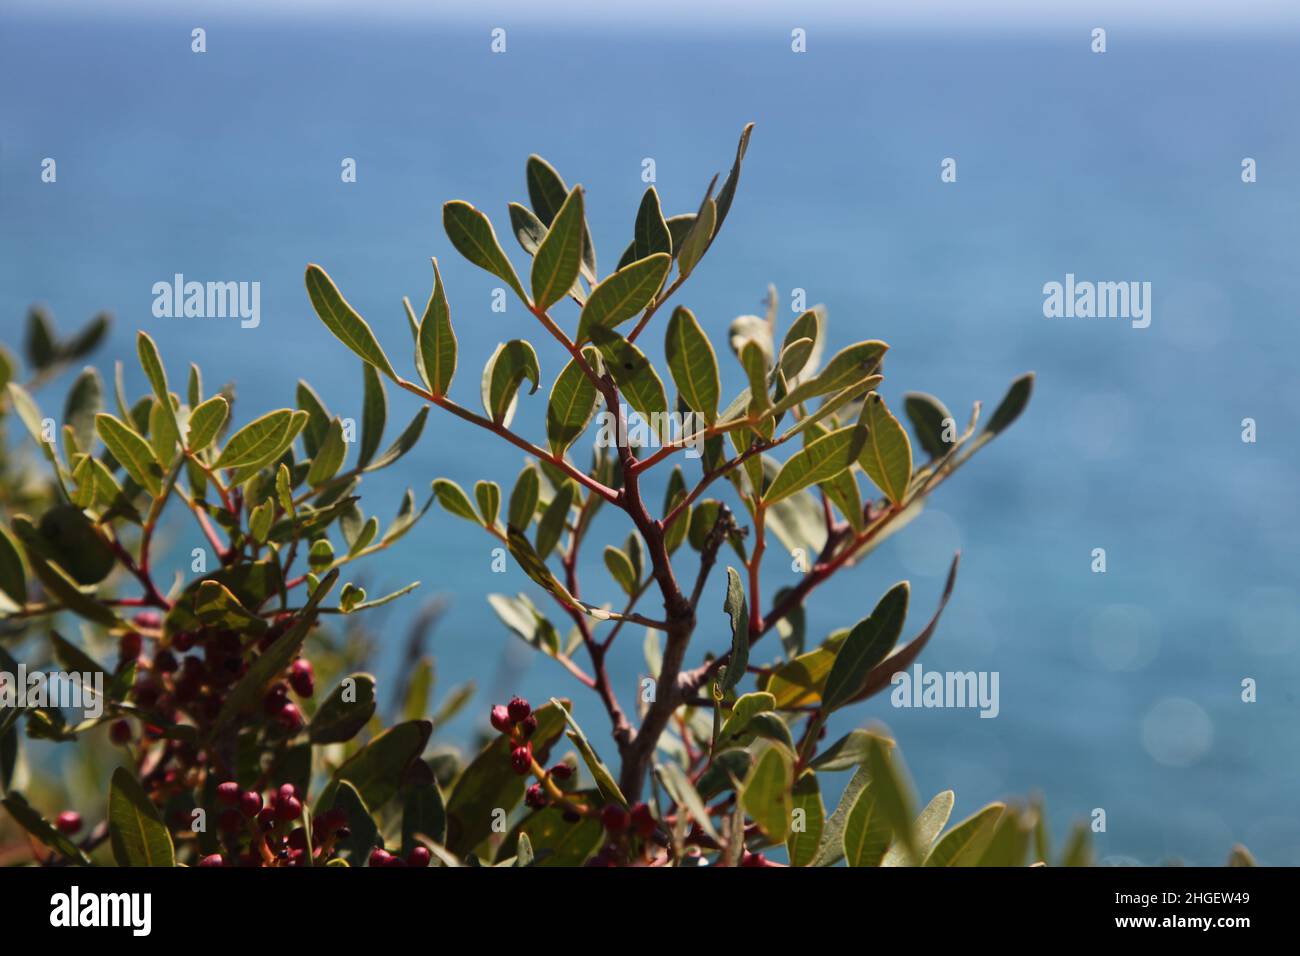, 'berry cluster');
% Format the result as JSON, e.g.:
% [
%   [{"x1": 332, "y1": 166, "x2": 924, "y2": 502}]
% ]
[
  {"x1": 203, "y1": 781, "x2": 349, "y2": 867},
  {"x1": 490, "y1": 697, "x2": 539, "y2": 775},
  {"x1": 368, "y1": 845, "x2": 431, "y2": 868},
  {"x1": 585, "y1": 802, "x2": 660, "y2": 866},
  {"x1": 108, "y1": 610, "x2": 318, "y2": 813}
]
